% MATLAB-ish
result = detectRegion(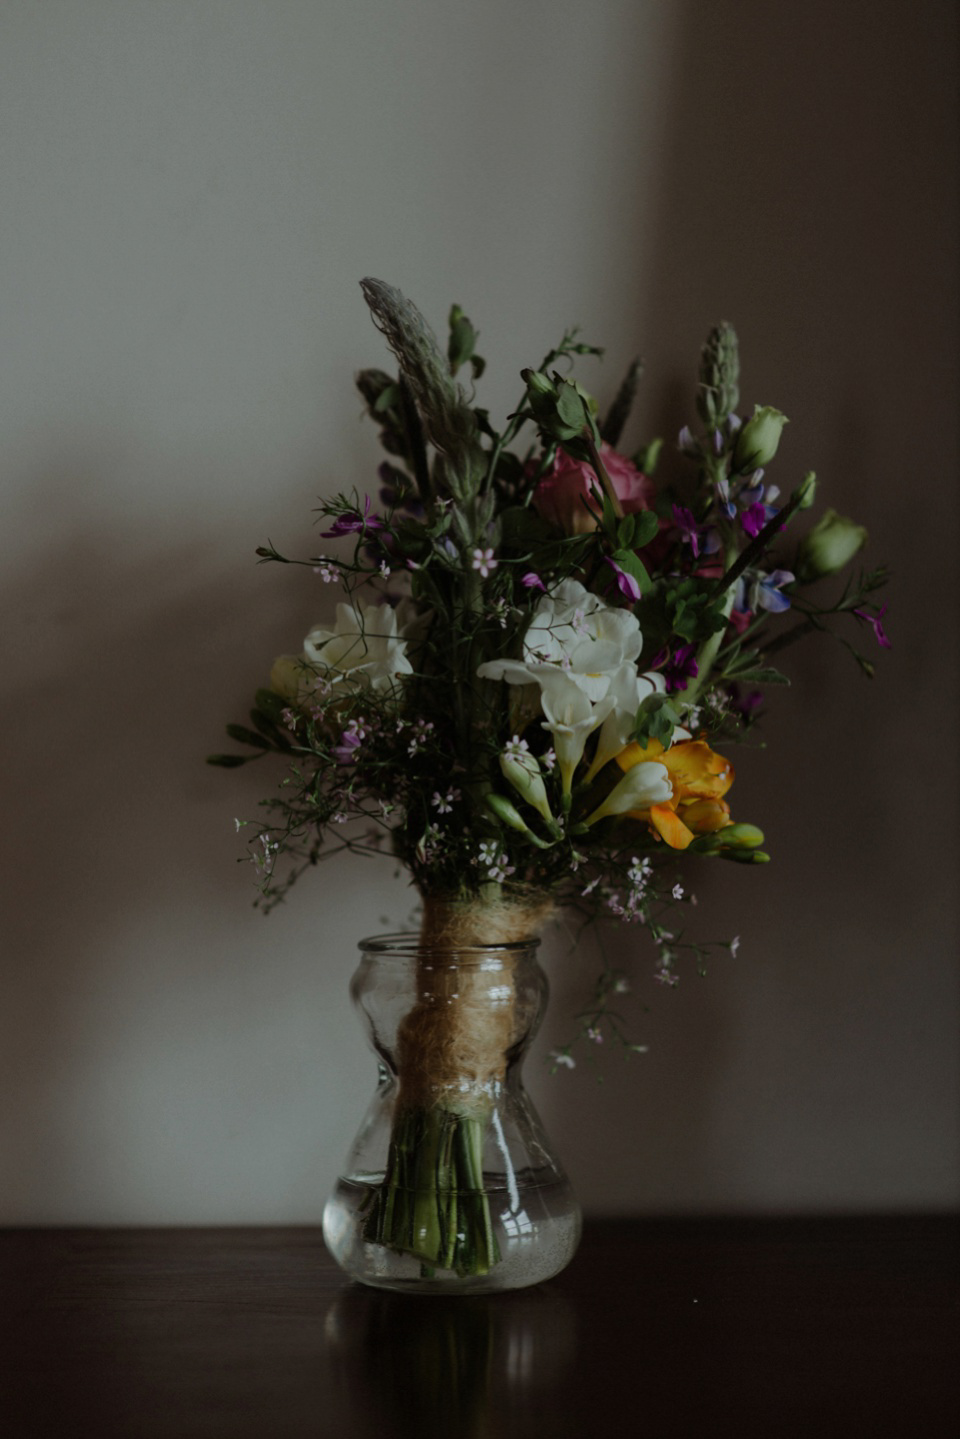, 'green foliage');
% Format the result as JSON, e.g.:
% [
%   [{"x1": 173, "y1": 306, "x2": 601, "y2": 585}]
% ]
[{"x1": 631, "y1": 693, "x2": 681, "y2": 749}]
